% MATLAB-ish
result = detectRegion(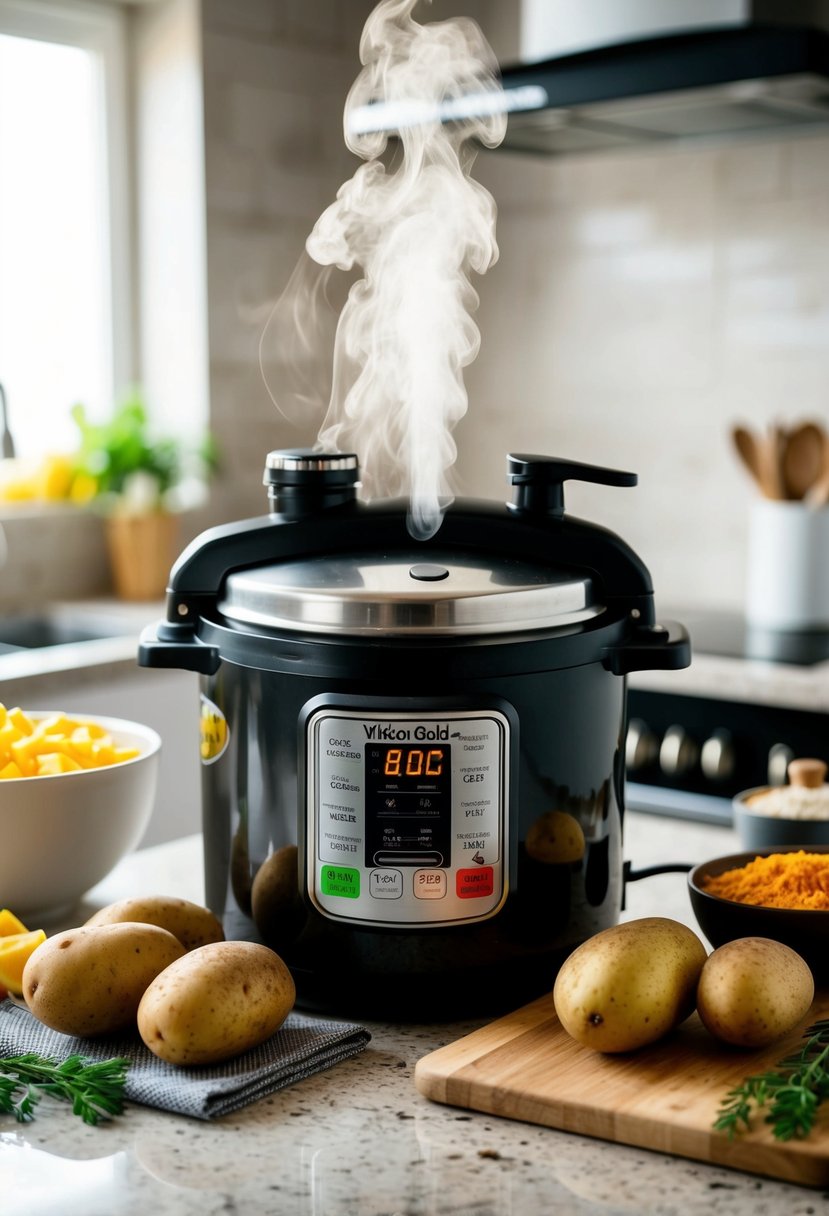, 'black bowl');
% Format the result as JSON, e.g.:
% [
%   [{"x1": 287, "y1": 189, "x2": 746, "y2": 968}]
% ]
[{"x1": 688, "y1": 845, "x2": 829, "y2": 981}]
